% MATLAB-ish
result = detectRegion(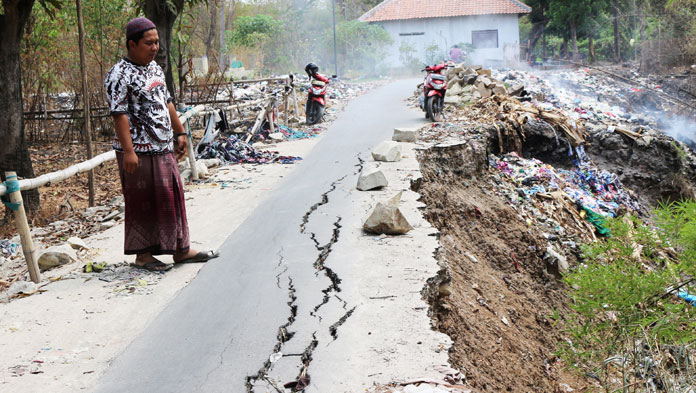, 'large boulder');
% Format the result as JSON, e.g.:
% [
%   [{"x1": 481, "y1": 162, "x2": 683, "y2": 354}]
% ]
[
  {"x1": 38, "y1": 244, "x2": 77, "y2": 271},
  {"x1": 492, "y1": 85, "x2": 508, "y2": 96},
  {"x1": 460, "y1": 74, "x2": 478, "y2": 85},
  {"x1": 444, "y1": 96, "x2": 460, "y2": 105},
  {"x1": 446, "y1": 83, "x2": 463, "y2": 96},
  {"x1": 371, "y1": 141, "x2": 402, "y2": 162},
  {"x1": 363, "y1": 192, "x2": 413, "y2": 235},
  {"x1": 392, "y1": 127, "x2": 418, "y2": 142},
  {"x1": 357, "y1": 166, "x2": 389, "y2": 191}
]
